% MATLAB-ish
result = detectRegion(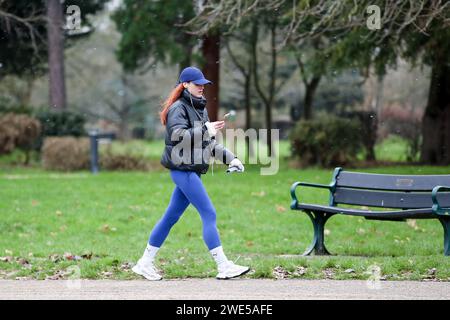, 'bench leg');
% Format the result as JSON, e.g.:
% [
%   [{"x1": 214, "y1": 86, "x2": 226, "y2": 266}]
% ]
[
  {"x1": 439, "y1": 217, "x2": 450, "y2": 256},
  {"x1": 303, "y1": 211, "x2": 334, "y2": 256}
]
